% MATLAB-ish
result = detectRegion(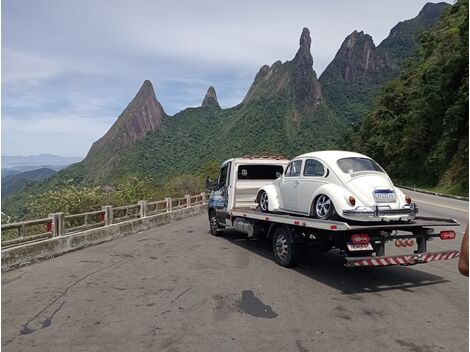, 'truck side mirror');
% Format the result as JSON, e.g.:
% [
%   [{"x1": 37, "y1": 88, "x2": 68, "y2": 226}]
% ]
[
  {"x1": 275, "y1": 172, "x2": 282, "y2": 179},
  {"x1": 205, "y1": 177, "x2": 216, "y2": 191}
]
